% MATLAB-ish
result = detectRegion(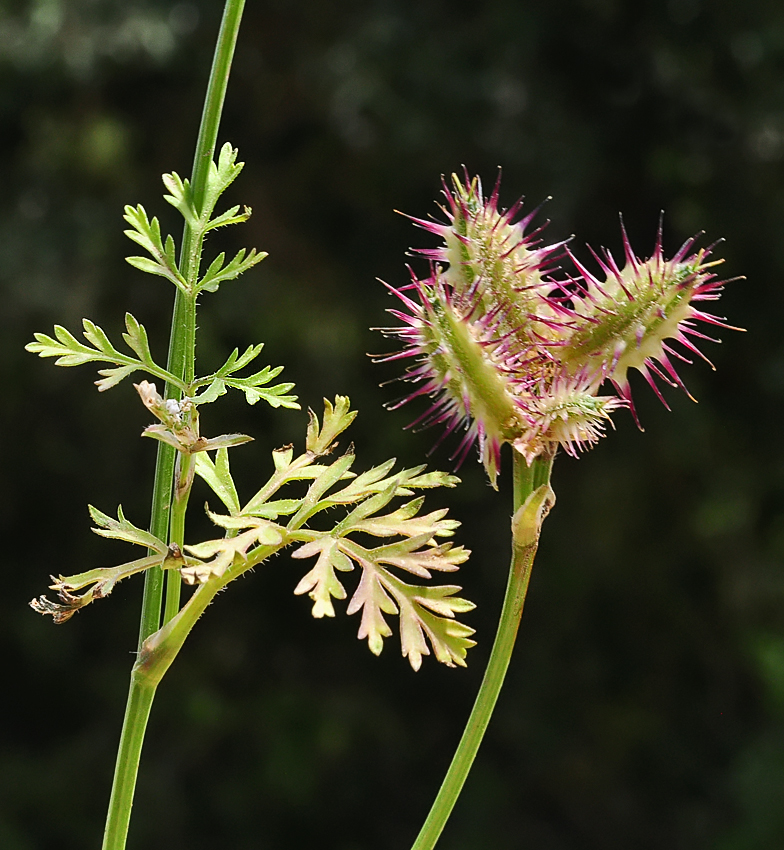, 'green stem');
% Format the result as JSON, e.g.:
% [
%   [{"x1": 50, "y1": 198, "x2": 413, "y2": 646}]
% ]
[
  {"x1": 410, "y1": 450, "x2": 555, "y2": 850},
  {"x1": 160, "y1": 0, "x2": 246, "y2": 621},
  {"x1": 102, "y1": 4, "x2": 246, "y2": 849},
  {"x1": 100, "y1": 678, "x2": 157, "y2": 850}
]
